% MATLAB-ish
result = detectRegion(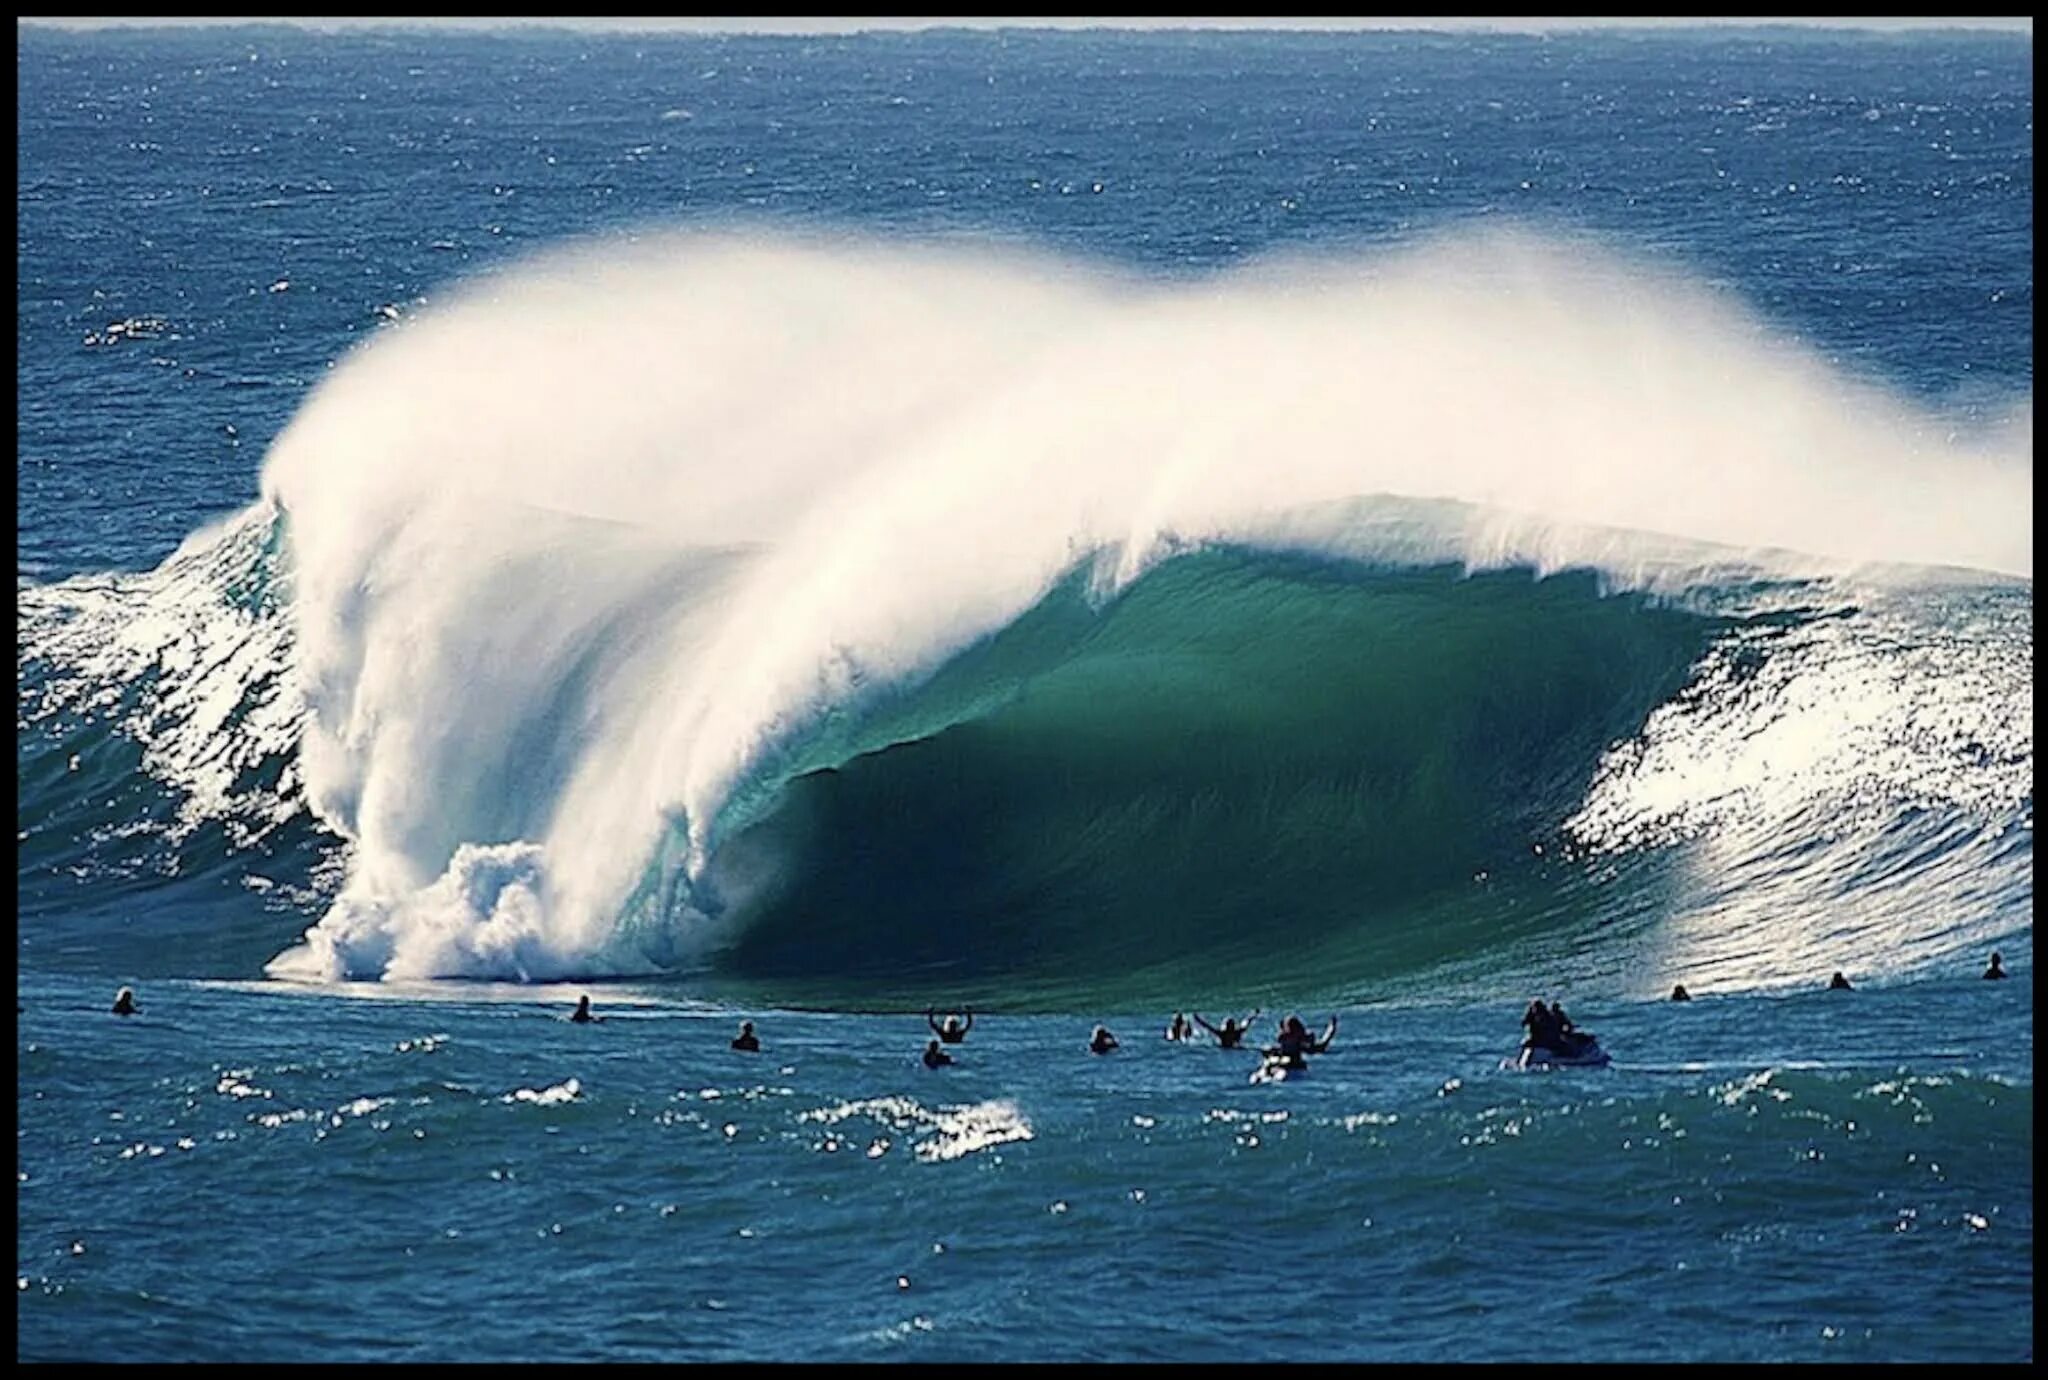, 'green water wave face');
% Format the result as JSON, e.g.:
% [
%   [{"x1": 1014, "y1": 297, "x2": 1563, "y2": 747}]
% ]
[{"x1": 700, "y1": 550, "x2": 1720, "y2": 1006}]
